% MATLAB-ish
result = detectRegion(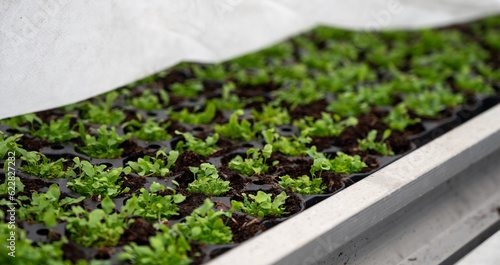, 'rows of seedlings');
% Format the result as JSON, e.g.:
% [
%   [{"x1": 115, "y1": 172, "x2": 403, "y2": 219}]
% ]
[{"x1": 1, "y1": 15, "x2": 500, "y2": 265}]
